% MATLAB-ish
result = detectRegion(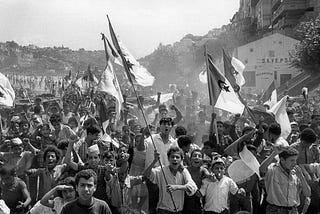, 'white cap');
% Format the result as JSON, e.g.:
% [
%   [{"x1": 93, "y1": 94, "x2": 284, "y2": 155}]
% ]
[{"x1": 88, "y1": 144, "x2": 100, "y2": 155}]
